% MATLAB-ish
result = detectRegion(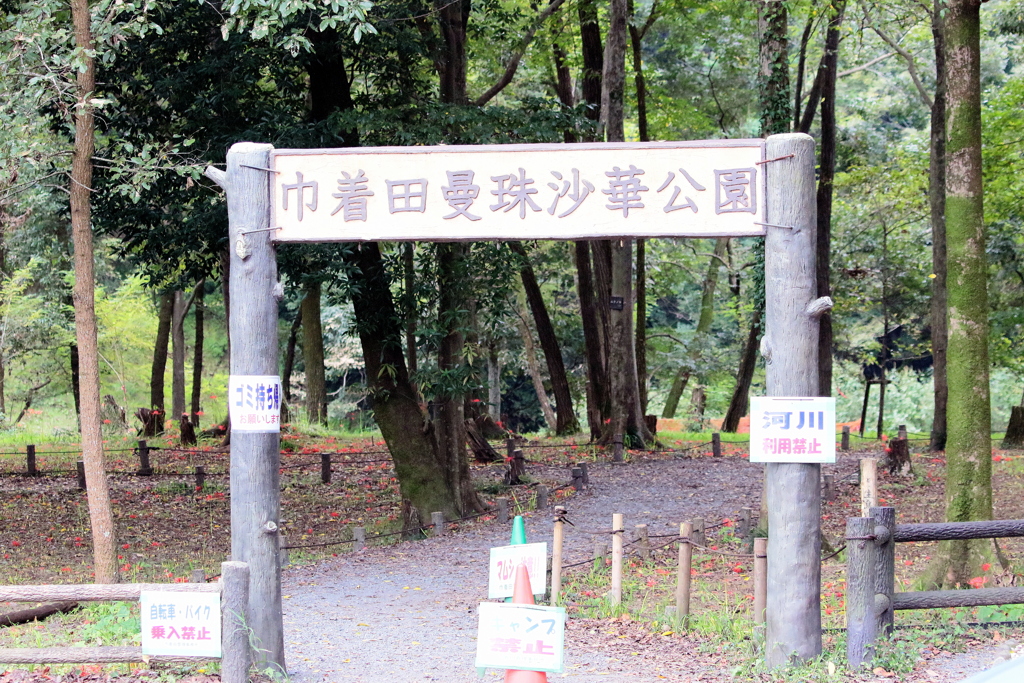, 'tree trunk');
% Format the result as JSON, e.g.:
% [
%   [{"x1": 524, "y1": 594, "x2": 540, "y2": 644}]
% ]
[
  {"x1": 758, "y1": 0, "x2": 791, "y2": 139},
  {"x1": 300, "y1": 280, "x2": 327, "y2": 425},
  {"x1": 190, "y1": 284, "x2": 204, "y2": 427},
  {"x1": 635, "y1": 238, "x2": 648, "y2": 415},
  {"x1": 403, "y1": 242, "x2": 418, "y2": 378},
  {"x1": 722, "y1": 309, "x2": 761, "y2": 432},
  {"x1": 150, "y1": 291, "x2": 173, "y2": 417},
  {"x1": 436, "y1": 0, "x2": 470, "y2": 104},
  {"x1": 606, "y1": 240, "x2": 652, "y2": 446},
  {"x1": 70, "y1": 0, "x2": 117, "y2": 584},
  {"x1": 600, "y1": 0, "x2": 627, "y2": 141},
  {"x1": 814, "y1": 0, "x2": 846, "y2": 398},
  {"x1": 347, "y1": 243, "x2": 467, "y2": 523},
  {"x1": 516, "y1": 294, "x2": 557, "y2": 432},
  {"x1": 933, "y1": 0, "x2": 992, "y2": 587},
  {"x1": 487, "y1": 343, "x2": 502, "y2": 422},
  {"x1": 576, "y1": 241, "x2": 607, "y2": 439},
  {"x1": 577, "y1": 0, "x2": 603, "y2": 126},
  {"x1": 281, "y1": 309, "x2": 302, "y2": 424},
  {"x1": 70, "y1": 344, "x2": 81, "y2": 416},
  {"x1": 627, "y1": 3, "x2": 650, "y2": 143},
  {"x1": 171, "y1": 290, "x2": 187, "y2": 421},
  {"x1": 662, "y1": 238, "x2": 728, "y2": 419},
  {"x1": 509, "y1": 241, "x2": 579, "y2": 435},
  {"x1": 930, "y1": 0, "x2": 949, "y2": 452},
  {"x1": 1003, "y1": 406, "x2": 1024, "y2": 449},
  {"x1": 434, "y1": 243, "x2": 484, "y2": 514}
]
